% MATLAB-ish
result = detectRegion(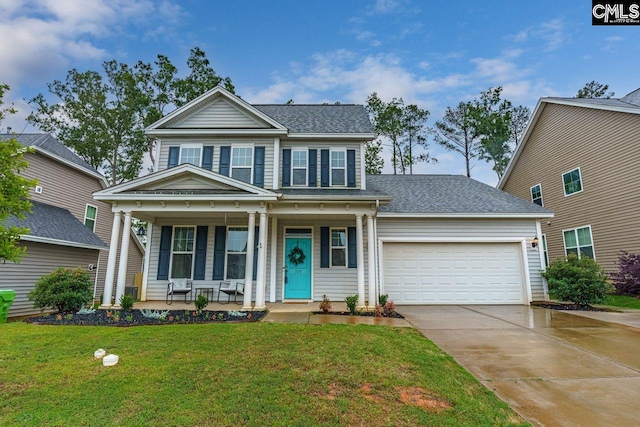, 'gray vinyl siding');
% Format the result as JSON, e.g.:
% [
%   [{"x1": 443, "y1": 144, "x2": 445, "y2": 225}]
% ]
[
  {"x1": 158, "y1": 137, "x2": 275, "y2": 190},
  {"x1": 280, "y1": 140, "x2": 363, "y2": 188},
  {"x1": 376, "y1": 218, "x2": 545, "y2": 301},
  {"x1": 501, "y1": 103, "x2": 640, "y2": 272},
  {"x1": 170, "y1": 99, "x2": 269, "y2": 128},
  {"x1": 1, "y1": 242, "x2": 99, "y2": 317}
]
